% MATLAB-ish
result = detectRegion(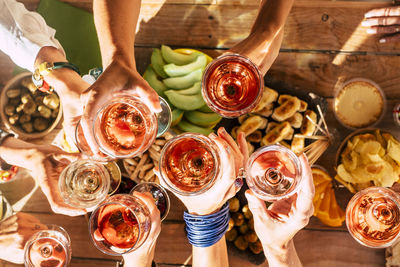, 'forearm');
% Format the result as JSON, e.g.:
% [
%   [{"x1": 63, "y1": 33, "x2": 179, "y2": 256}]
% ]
[
  {"x1": 192, "y1": 237, "x2": 229, "y2": 267},
  {"x1": 0, "y1": 137, "x2": 41, "y2": 170},
  {"x1": 263, "y1": 240, "x2": 302, "y2": 267},
  {"x1": 251, "y1": 0, "x2": 294, "y2": 36},
  {"x1": 93, "y1": 0, "x2": 141, "y2": 68},
  {"x1": 123, "y1": 247, "x2": 155, "y2": 267}
]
